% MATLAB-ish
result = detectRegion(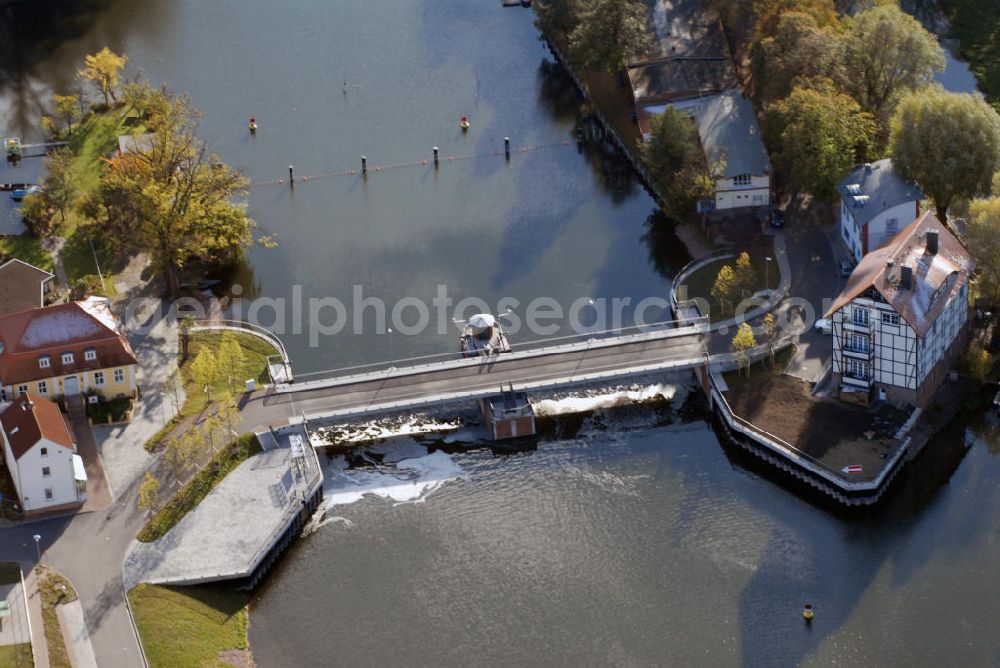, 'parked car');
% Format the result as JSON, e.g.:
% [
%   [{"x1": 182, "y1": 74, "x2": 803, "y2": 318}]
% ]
[
  {"x1": 10, "y1": 185, "x2": 41, "y2": 201},
  {"x1": 839, "y1": 259, "x2": 856, "y2": 278},
  {"x1": 769, "y1": 209, "x2": 785, "y2": 228},
  {"x1": 814, "y1": 318, "x2": 832, "y2": 334}
]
